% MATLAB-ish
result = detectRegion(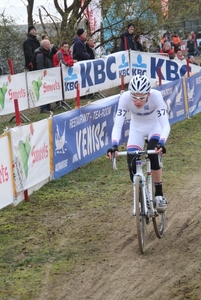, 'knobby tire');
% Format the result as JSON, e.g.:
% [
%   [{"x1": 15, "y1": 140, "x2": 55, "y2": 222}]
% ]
[
  {"x1": 151, "y1": 177, "x2": 165, "y2": 238},
  {"x1": 135, "y1": 176, "x2": 146, "y2": 254}
]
